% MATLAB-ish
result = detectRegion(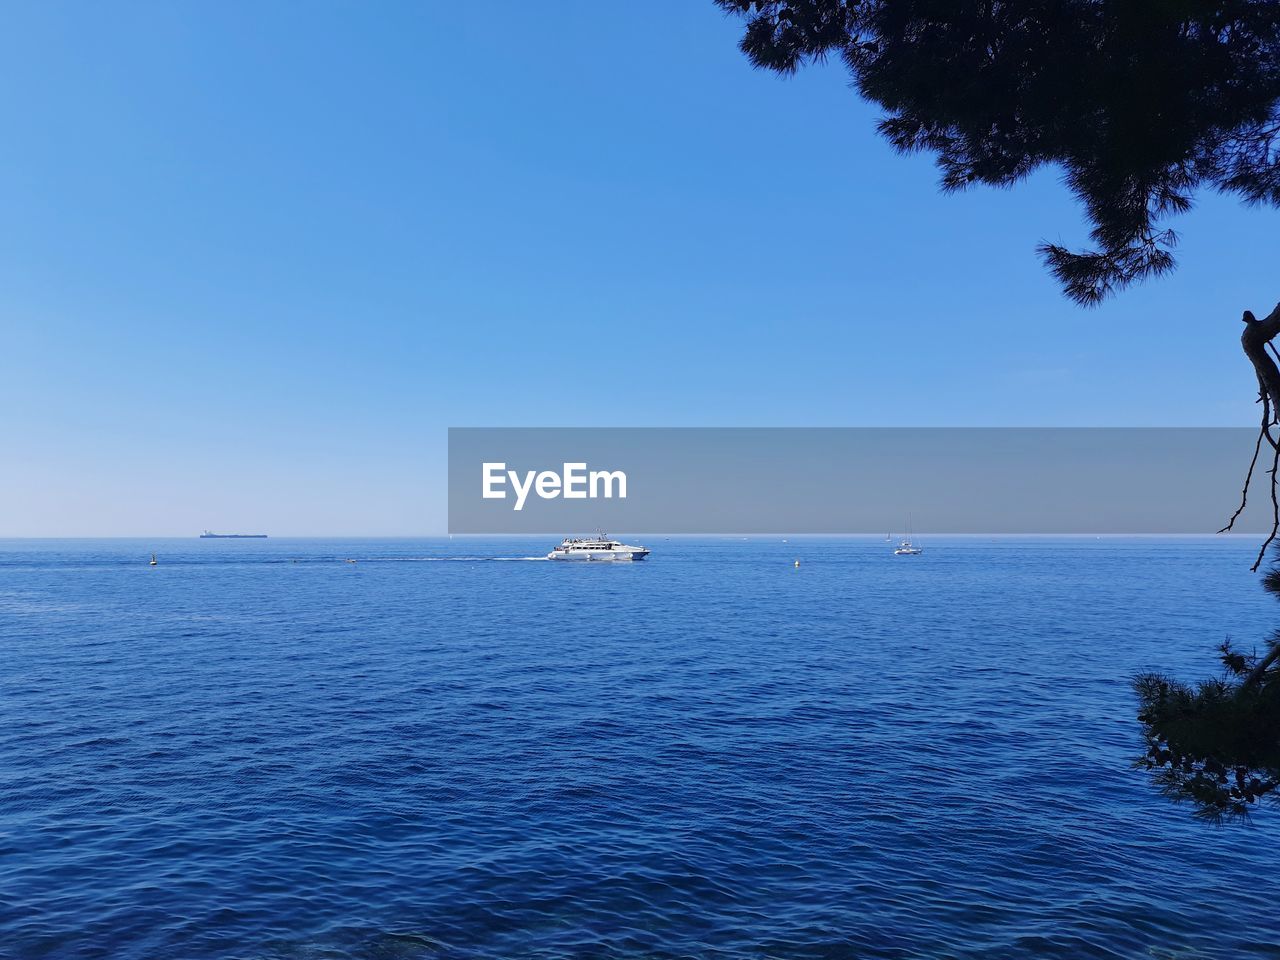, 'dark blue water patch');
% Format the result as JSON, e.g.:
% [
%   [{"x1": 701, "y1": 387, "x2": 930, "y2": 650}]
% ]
[{"x1": 1, "y1": 536, "x2": 1278, "y2": 959}]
